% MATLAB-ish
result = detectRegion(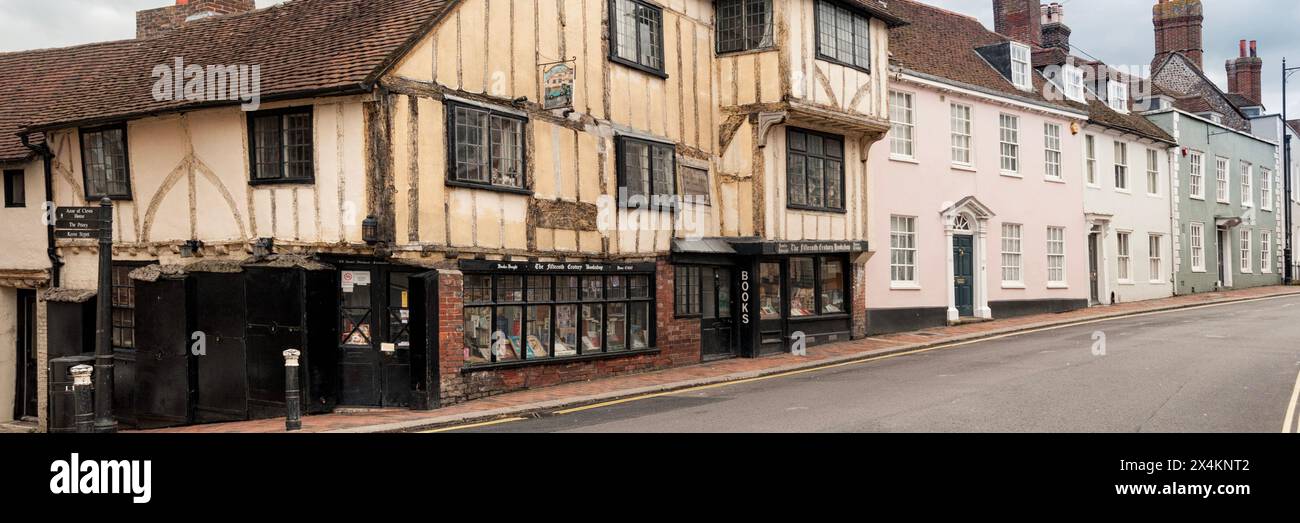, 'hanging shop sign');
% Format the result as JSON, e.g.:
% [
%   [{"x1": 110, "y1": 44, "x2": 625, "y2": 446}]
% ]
[
  {"x1": 540, "y1": 60, "x2": 576, "y2": 111},
  {"x1": 460, "y1": 260, "x2": 656, "y2": 274}
]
